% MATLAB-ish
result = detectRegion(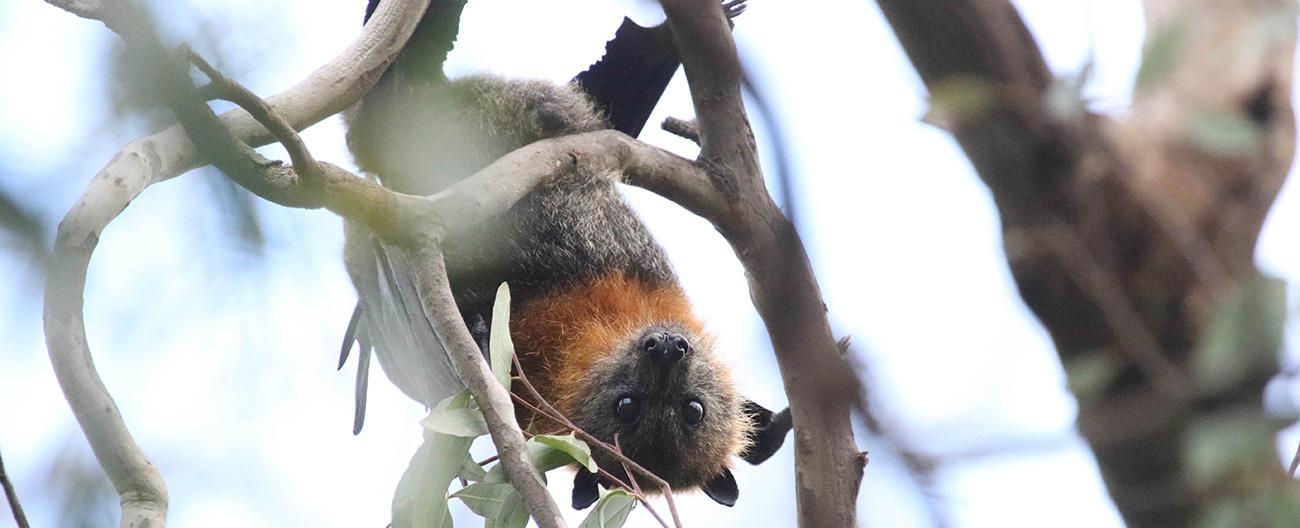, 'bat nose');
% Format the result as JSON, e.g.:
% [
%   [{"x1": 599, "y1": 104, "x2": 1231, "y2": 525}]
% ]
[{"x1": 640, "y1": 330, "x2": 690, "y2": 362}]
